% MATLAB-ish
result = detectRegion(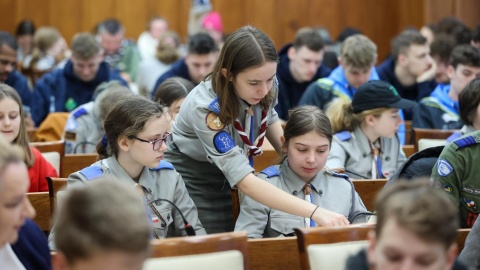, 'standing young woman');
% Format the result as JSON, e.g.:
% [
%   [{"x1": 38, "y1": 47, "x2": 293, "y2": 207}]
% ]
[
  {"x1": 166, "y1": 25, "x2": 348, "y2": 233},
  {"x1": 0, "y1": 84, "x2": 57, "y2": 192},
  {"x1": 235, "y1": 106, "x2": 369, "y2": 238},
  {"x1": 325, "y1": 80, "x2": 415, "y2": 180}
]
